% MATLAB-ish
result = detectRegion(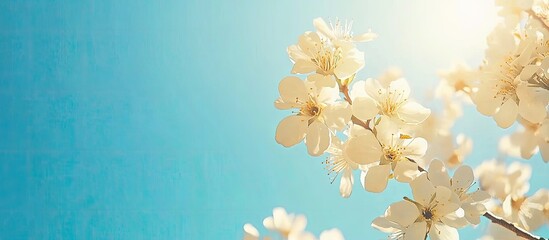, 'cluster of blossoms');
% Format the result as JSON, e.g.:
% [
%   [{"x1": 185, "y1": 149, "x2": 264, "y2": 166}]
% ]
[
  {"x1": 372, "y1": 160, "x2": 490, "y2": 239},
  {"x1": 248, "y1": 5, "x2": 549, "y2": 239},
  {"x1": 475, "y1": 160, "x2": 549, "y2": 239},
  {"x1": 468, "y1": 0, "x2": 549, "y2": 162},
  {"x1": 244, "y1": 207, "x2": 344, "y2": 240}
]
